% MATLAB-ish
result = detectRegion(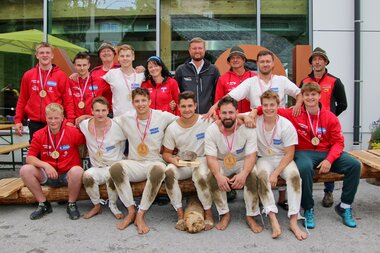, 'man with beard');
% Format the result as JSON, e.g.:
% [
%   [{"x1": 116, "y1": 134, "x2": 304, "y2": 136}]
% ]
[
  {"x1": 205, "y1": 96, "x2": 262, "y2": 233},
  {"x1": 162, "y1": 91, "x2": 214, "y2": 231},
  {"x1": 300, "y1": 47, "x2": 348, "y2": 208},
  {"x1": 175, "y1": 37, "x2": 220, "y2": 114}
]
